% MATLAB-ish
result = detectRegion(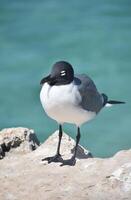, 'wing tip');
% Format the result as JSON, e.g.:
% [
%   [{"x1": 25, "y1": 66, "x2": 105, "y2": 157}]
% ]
[{"x1": 107, "y1": 100, "x2": 126, "y2": 104}]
